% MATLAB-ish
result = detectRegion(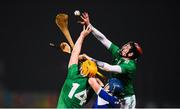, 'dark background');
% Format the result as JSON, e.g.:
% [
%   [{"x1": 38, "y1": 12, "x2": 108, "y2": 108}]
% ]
[{"x1": 0, "y1": 0, "x2": 179, "y2": 107}]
